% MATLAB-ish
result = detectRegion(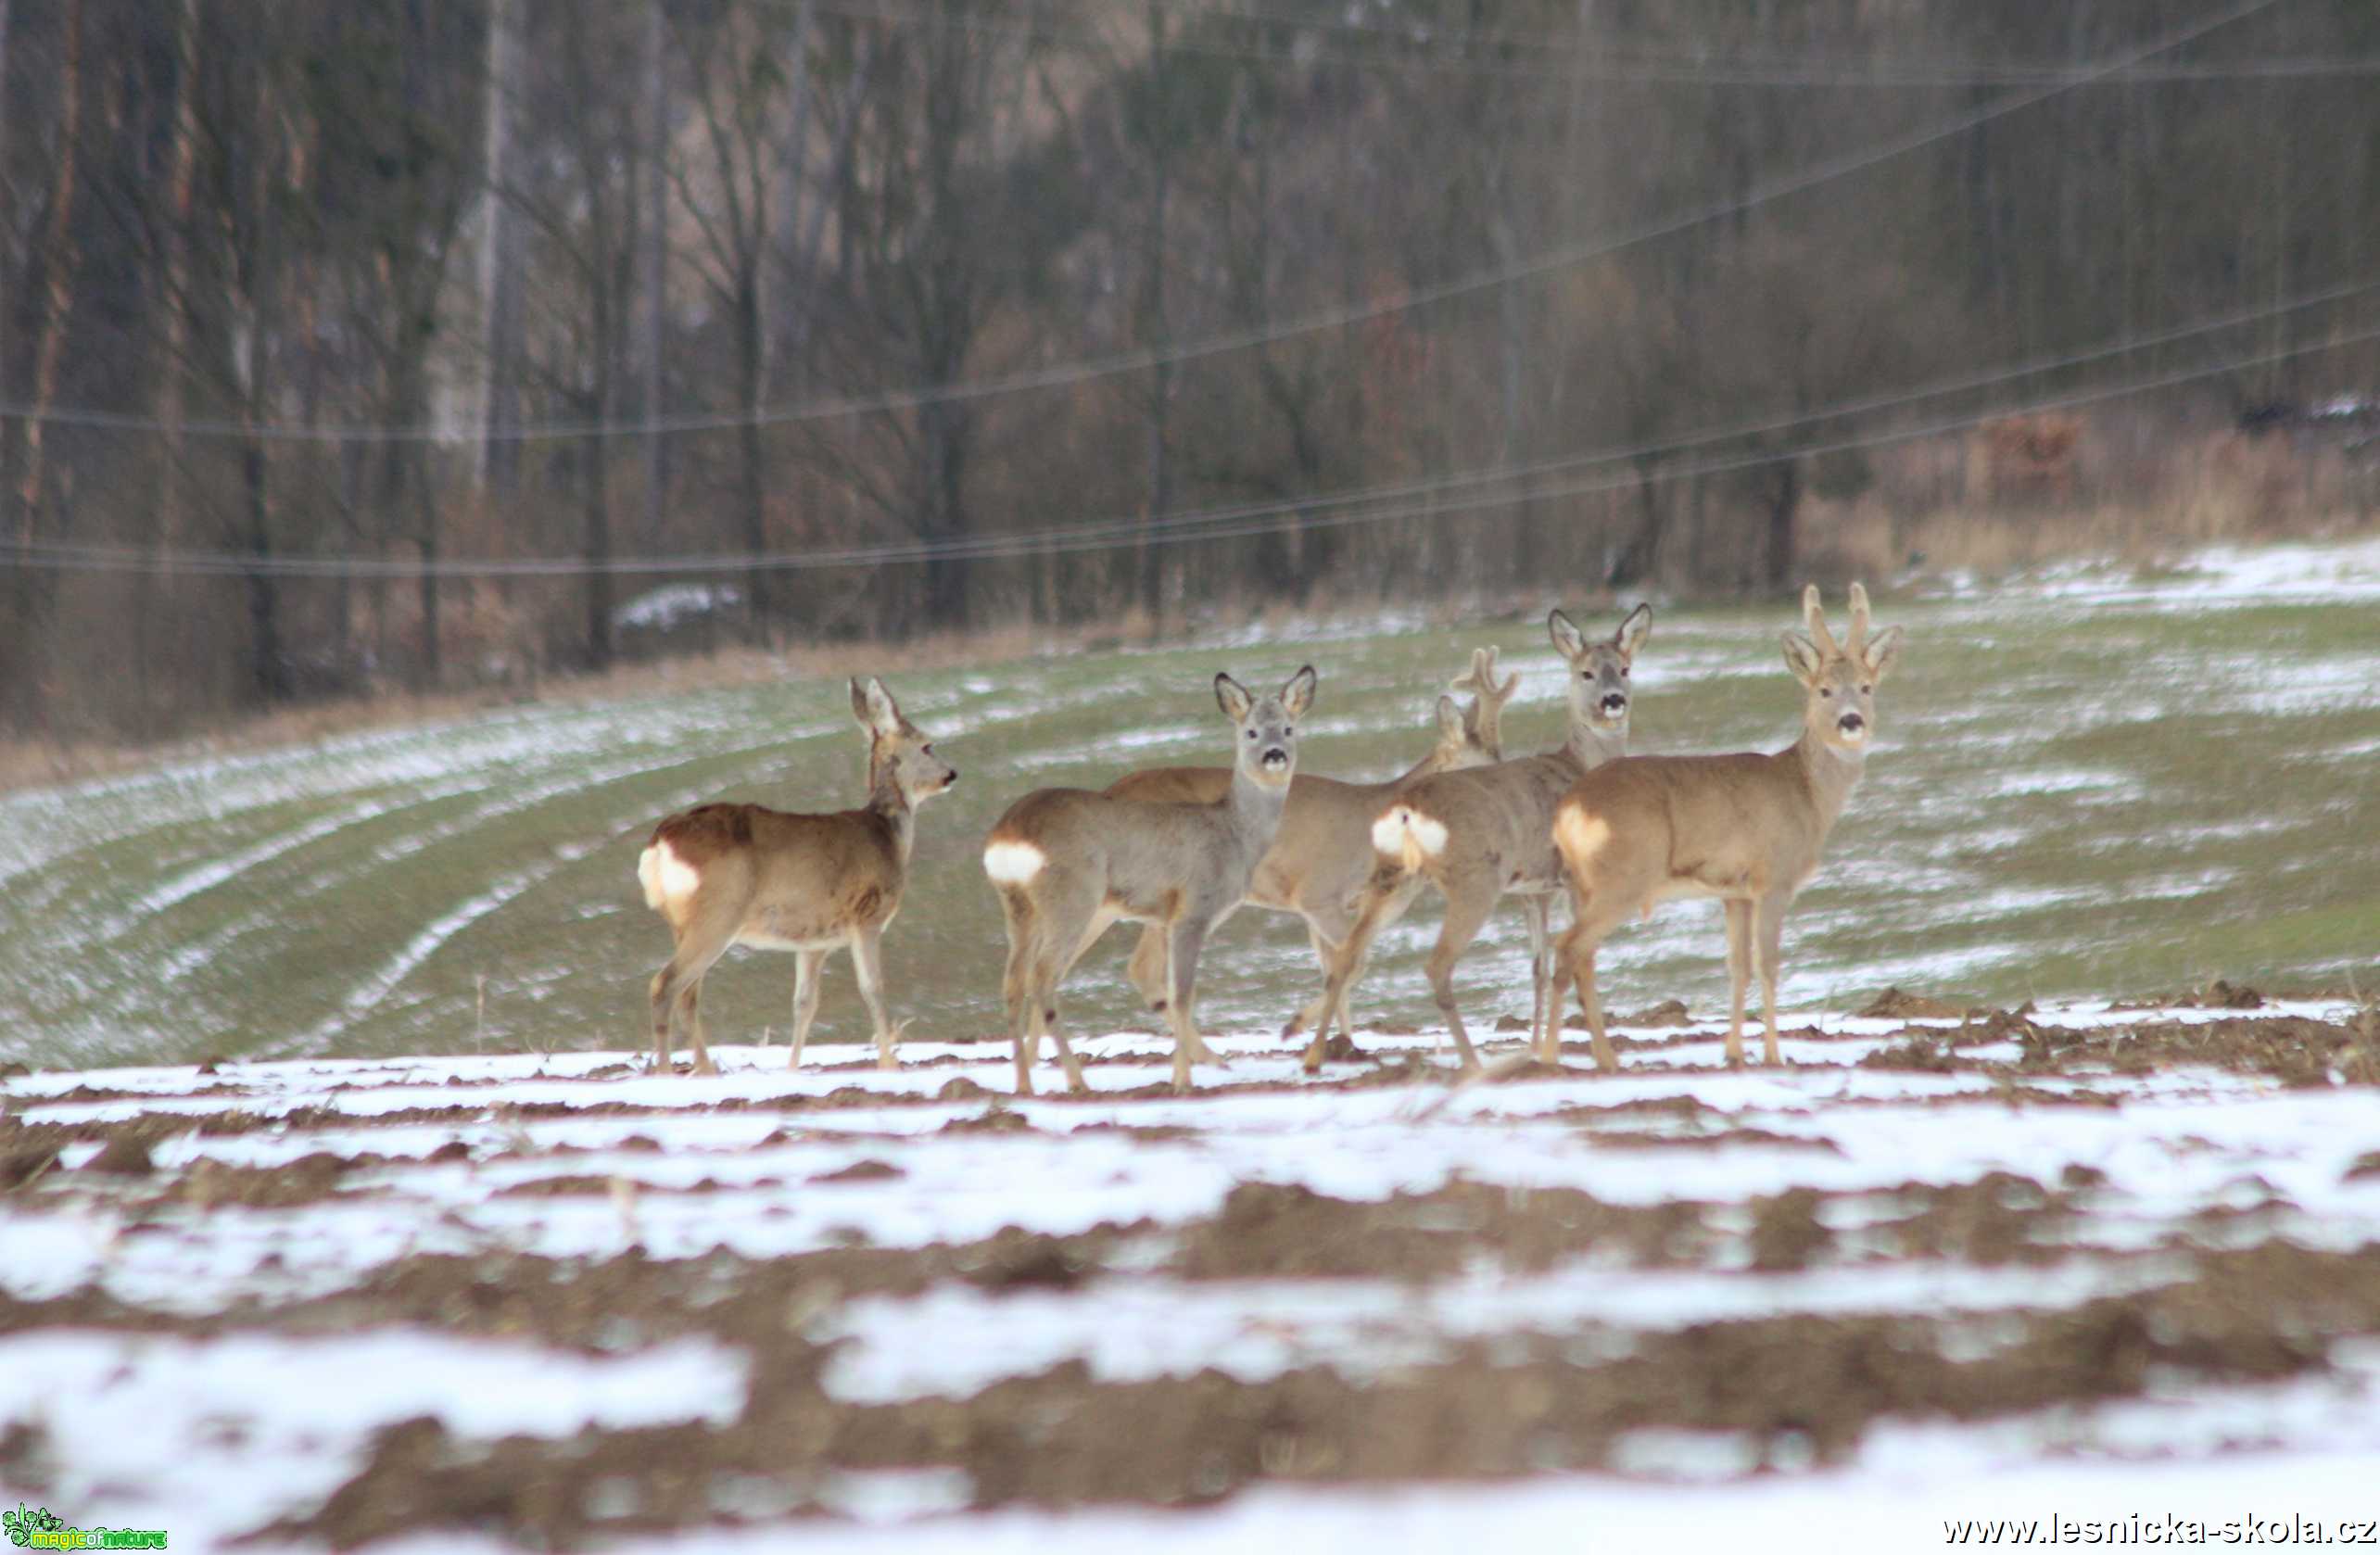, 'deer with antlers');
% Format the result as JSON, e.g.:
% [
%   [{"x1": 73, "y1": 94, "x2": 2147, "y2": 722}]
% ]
[
  {"x1": 1293, "y1": 606, "x2": 1652, "y2": 1070},
  {"x1": 984, "y1": 667, "x2": 1317, "y2": 1095},
  {"x1": 637, "y1": 677, "x2": 956, "y2": 1076},
  {"x1": 1548, "y1": 584, "x2": 1904, "y2": 1071},
  {"x1": 1103, "y1": 647, "x2": 1519, "y2": 1044}
]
